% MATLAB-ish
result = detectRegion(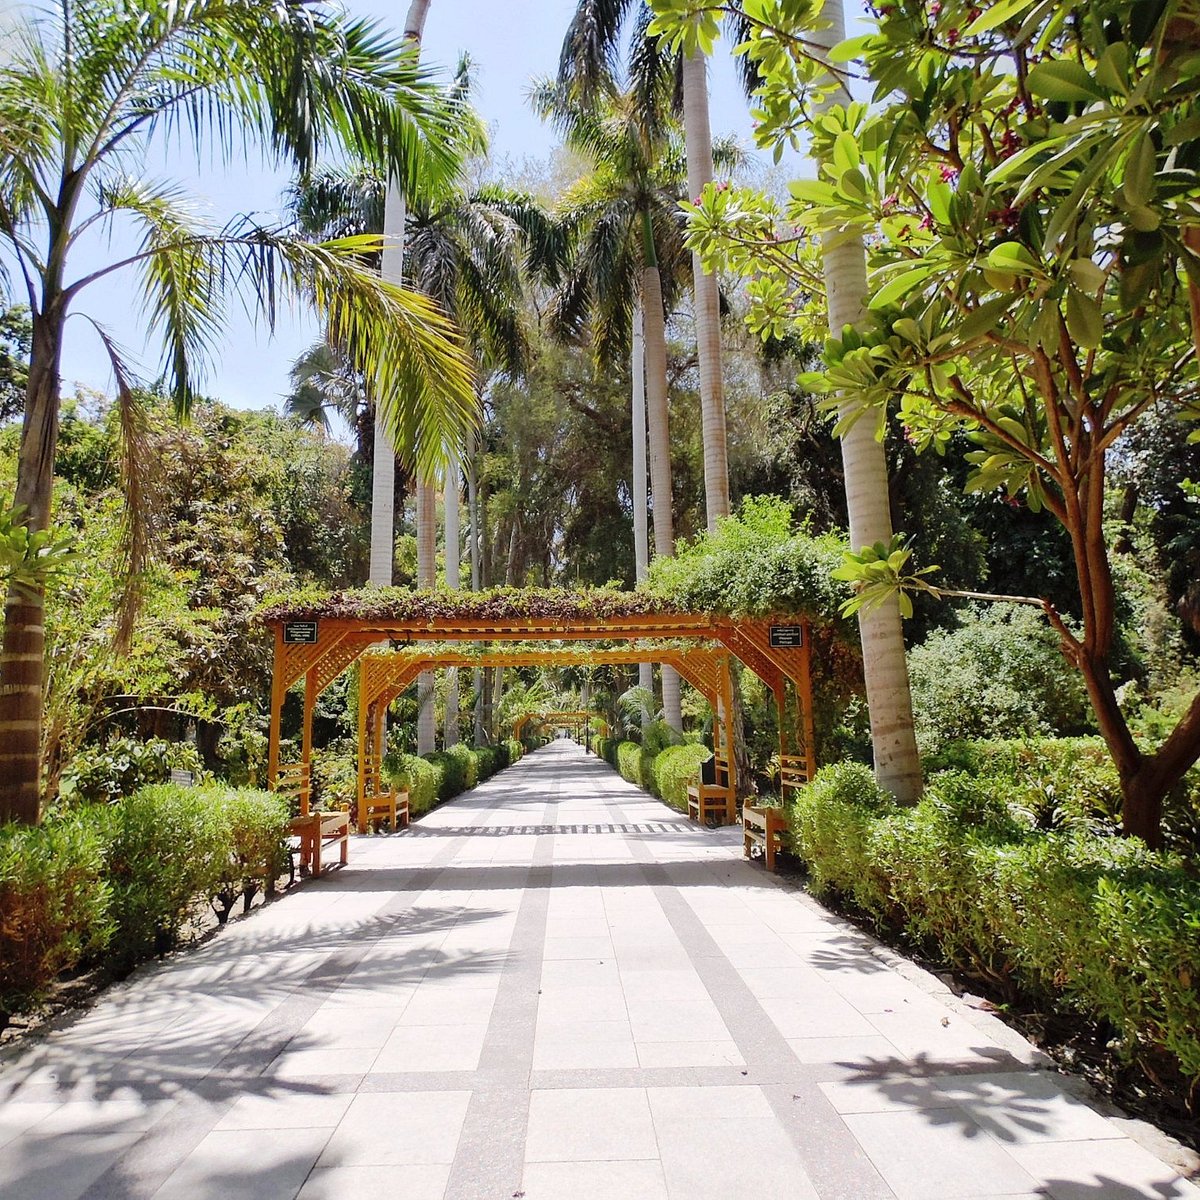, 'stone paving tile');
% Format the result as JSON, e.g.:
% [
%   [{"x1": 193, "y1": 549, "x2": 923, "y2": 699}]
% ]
[
  {"x1": 0, "y1": 1128, "x2": 144, "y2": 1200},
  {"x1": 317, "y1": 1090, "x2": 470, "y2": 1165},
  {"x1": 525, "y1": 1086, "x2": 659, "y2": 1162},
  {"x1": 521, "y1": 1158, "x2": 670, "y2": 1199},
  {"x1": 295, "y1": 1164, "x2": 450, "y2": 1200},
  {"x1": 842, "y1": 1108, "x2": 1041, "y2": 1199},
  {"x1": 1009, "y1": 1139, "x2": 1200, "y2": 1199},
  {"x1": 153, "y1": 1127, "x2": 329, "y2": 1200}
]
